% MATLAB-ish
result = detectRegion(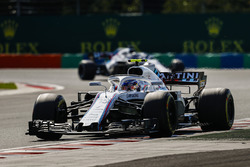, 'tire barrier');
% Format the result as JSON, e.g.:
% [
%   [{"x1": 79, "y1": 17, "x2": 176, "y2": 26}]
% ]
[
  {"x1": 244, "y1": 54, "x2": 250, "y2": 68},
  {"x1": 61, "y1": 53, "x2": 83, "y2": 68},
  {"x1": 220, "y1": 53, "x2": 244, "y2": 69},
  {"x1": 0, "y1": 53, "x2": 249, "y2": 68},
  {"x1": 152, "y1": 53, "x2": 250, "y2": 69},
  {"x1": 197, "y1": 53, "x2": 221, "y2": 68},
  {"x1": 0, "y1": 54, "x2": 62, "y2": 68},
  {"x1": 175, "y1": 53, "x2": 197, "y2": 68},
  {"x1": 151, "y1": 53, "x2": 175, "y2": 68}
]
